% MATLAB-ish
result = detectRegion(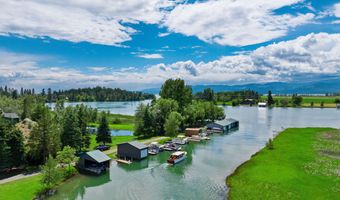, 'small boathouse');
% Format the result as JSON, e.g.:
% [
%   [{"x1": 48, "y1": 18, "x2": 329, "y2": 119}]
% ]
[
  {"x1": 117, "y1": 141, "x2": 148, "y2": 160},
  {"x1": 207, "y1": 118, "x2": 239, "y2": 133},
  {"x1": 77, "y1": 150, "x2": 111, "y2": 175}
]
